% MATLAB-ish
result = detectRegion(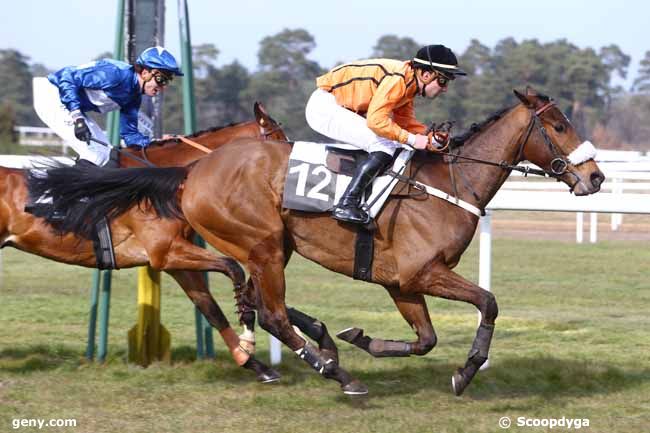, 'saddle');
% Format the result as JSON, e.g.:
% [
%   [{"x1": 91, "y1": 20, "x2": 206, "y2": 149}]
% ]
[{"x1": 324, "y1": 146, "x2": 398, "y2": 177}]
